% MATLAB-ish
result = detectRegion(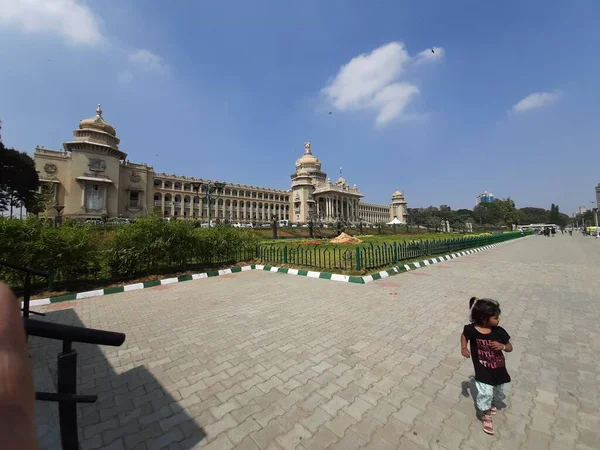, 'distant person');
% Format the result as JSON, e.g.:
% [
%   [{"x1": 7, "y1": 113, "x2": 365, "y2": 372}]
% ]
[
  {"x1": 551, "y1": 227, "x2": 556, "y2": 237},
  {"x1": 569, "y1": 229, "x2": 572, "y2": 236},
  {"x1": 461, "y1": 297, "x2": 513, "y2": 435}
]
